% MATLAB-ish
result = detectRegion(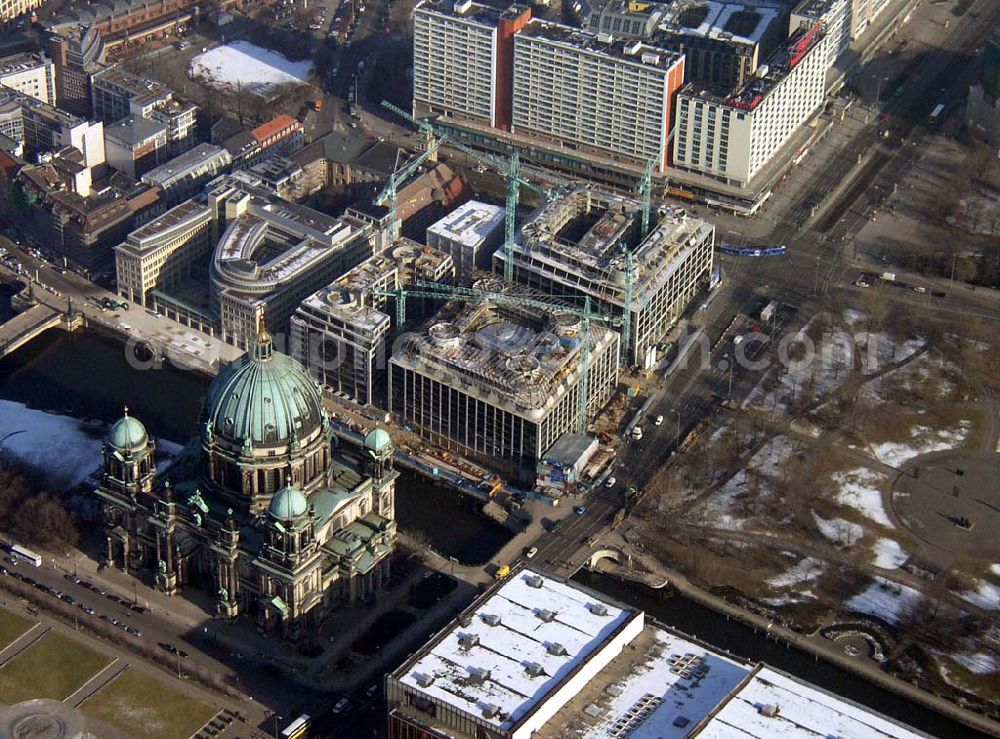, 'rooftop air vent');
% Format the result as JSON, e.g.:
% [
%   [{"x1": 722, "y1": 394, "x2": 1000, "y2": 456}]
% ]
[
  {"x1": 467, "y1": 667, "x2": 491, "y2": 685},
  {"x1": 525, "y1": 575, "x2": 544, "y2": 589},
  {"x1": 597, "y1": 31, "x2": 613, "y2": 43},
  {"x1": 524, "y1": 662, "x2": 546, "y2": 678},
  {"x1": 536, "y1": 609, "x2": 556, "y2": 623},
  {"x1": 759, "y1": 704, "x2": 780, "y2": 717},
  {"x1": 547, "y1": 642, "x2": 568, "y2": 657},
  {"x1": 482, "y1": 614, "x2": 502, "y2": 627},
  {"x1": 588, "y1": 603, "x2": 609, "y2": 616},
  {"x1": 458, "y1": 633, "x2": 480, "y2": 650},
  {"x1": 482, "y1": 703, "x2": 500, "y2": 719},
  {"x1": 624, "y1": 40, "x2": 642, "y2": 55},
  {"x1": 415, "y1": 673, "x2": 435, "y2": 688}
]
